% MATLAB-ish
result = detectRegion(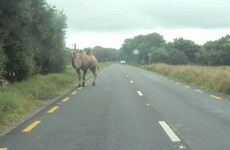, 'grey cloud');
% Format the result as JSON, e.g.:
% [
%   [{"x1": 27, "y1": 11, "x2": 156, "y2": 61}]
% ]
[{"x1": 49, "y1": 0, "x2": 230, "y2": 32}]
